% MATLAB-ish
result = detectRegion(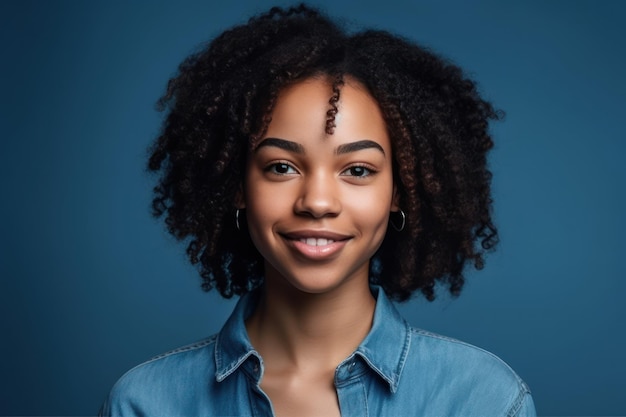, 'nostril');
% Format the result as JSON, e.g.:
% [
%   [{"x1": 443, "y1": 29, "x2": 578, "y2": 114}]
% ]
[{"x1": 294, "y1": 183, "x2": 342, "y2": 218}]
